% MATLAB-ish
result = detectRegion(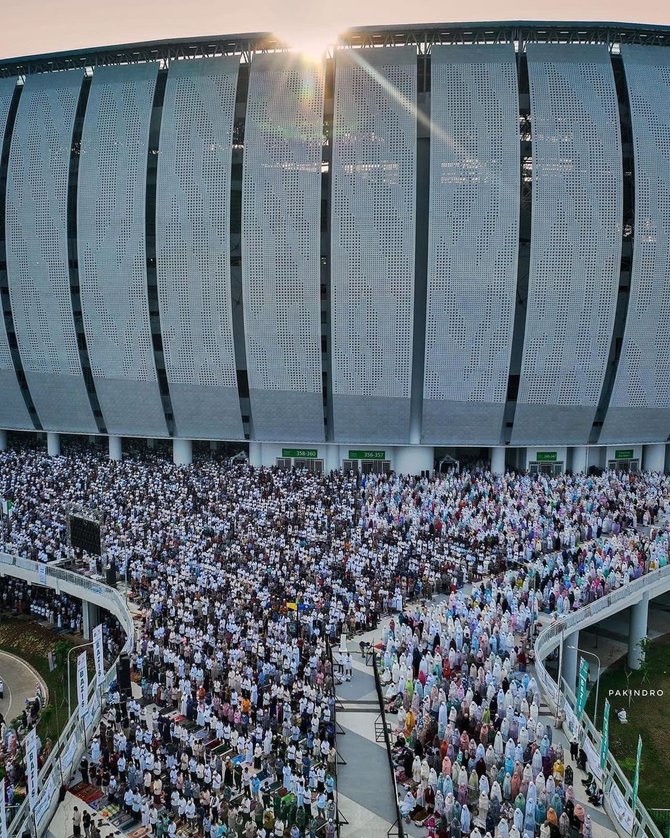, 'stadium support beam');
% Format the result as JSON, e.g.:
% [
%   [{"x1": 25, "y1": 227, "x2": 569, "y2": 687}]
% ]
[
  {"x1": 108, "y1": 435, "x2": 122, "y2": 462},
  {"x1": 0, "y1": 430, "x2": 6, "y2": 451},
  {"x1": 249, "y1": 441, "x2": 261, "y2": 468},
  {"x1": 173, "y1": 438, "x2": 192, "y2": 466},
  {"x1": 82, "y1": 601, "x2": 101, "y2": 640},
  {"x1": 325, "y1": 446, "x2": 340, "y2": 473},
  {"x1": 571, "y1": 446, "x2": 588, "y2": 474},
  {"x1": 628, "y1": 593, "x2": 649, "y2": 670},
  {"x1": 47, "y1": 432, "x2": 60, "y2": 457},
  {"x1": 491, "y1": 447, "x2": 506, "y2": 475},
  {"x1": 561, "y1": 632, "x2": 579, "y2": 694},
  {"x1": 394, "y1": 446, "x2": 434, "y2": 476},
  {"x1": 643, "y1": 443, "x2": 665, "y2": 473}
]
